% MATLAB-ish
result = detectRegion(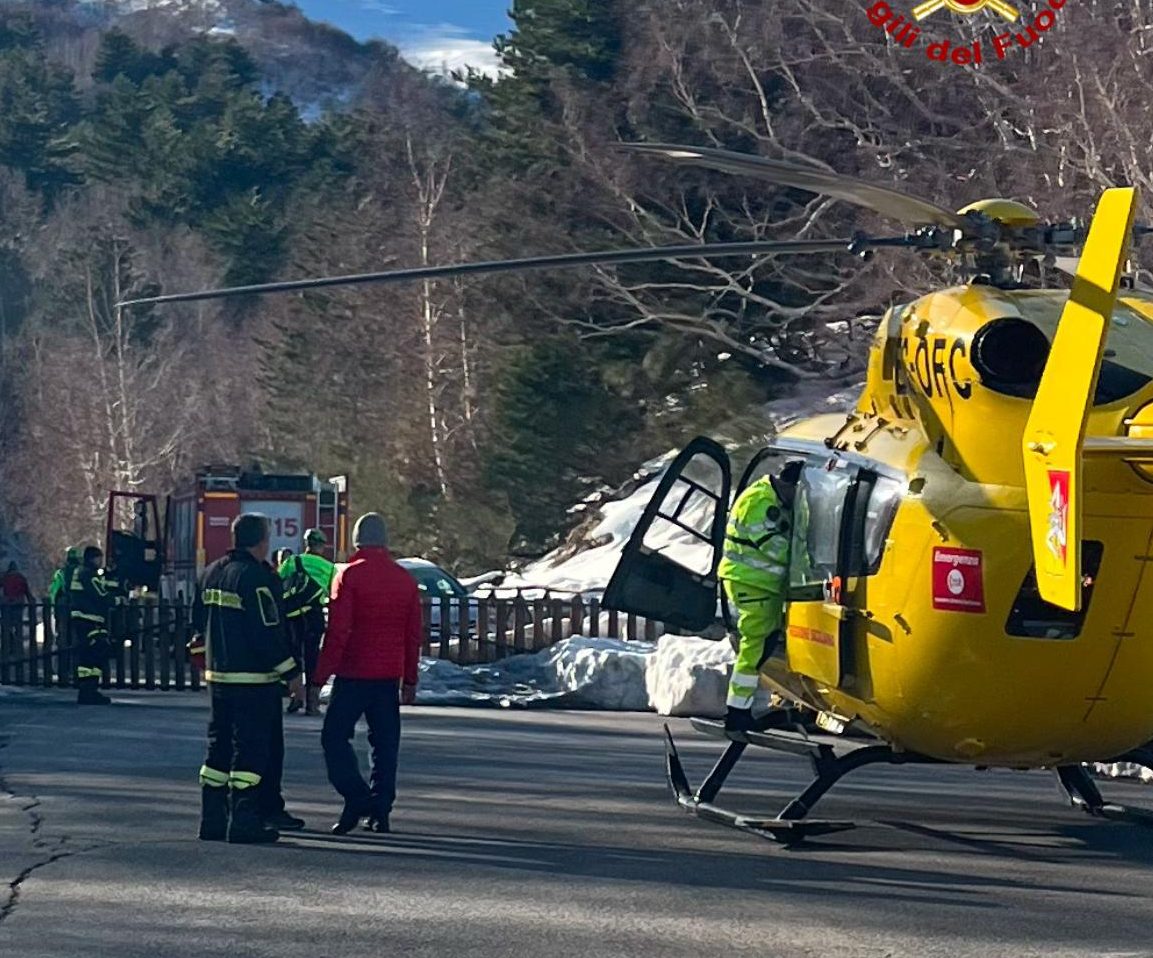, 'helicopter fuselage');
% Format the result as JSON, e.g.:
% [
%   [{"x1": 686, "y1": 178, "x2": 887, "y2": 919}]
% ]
[{"x1": 762, "y1": 284, "x2": 1153, "y2": 767}]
